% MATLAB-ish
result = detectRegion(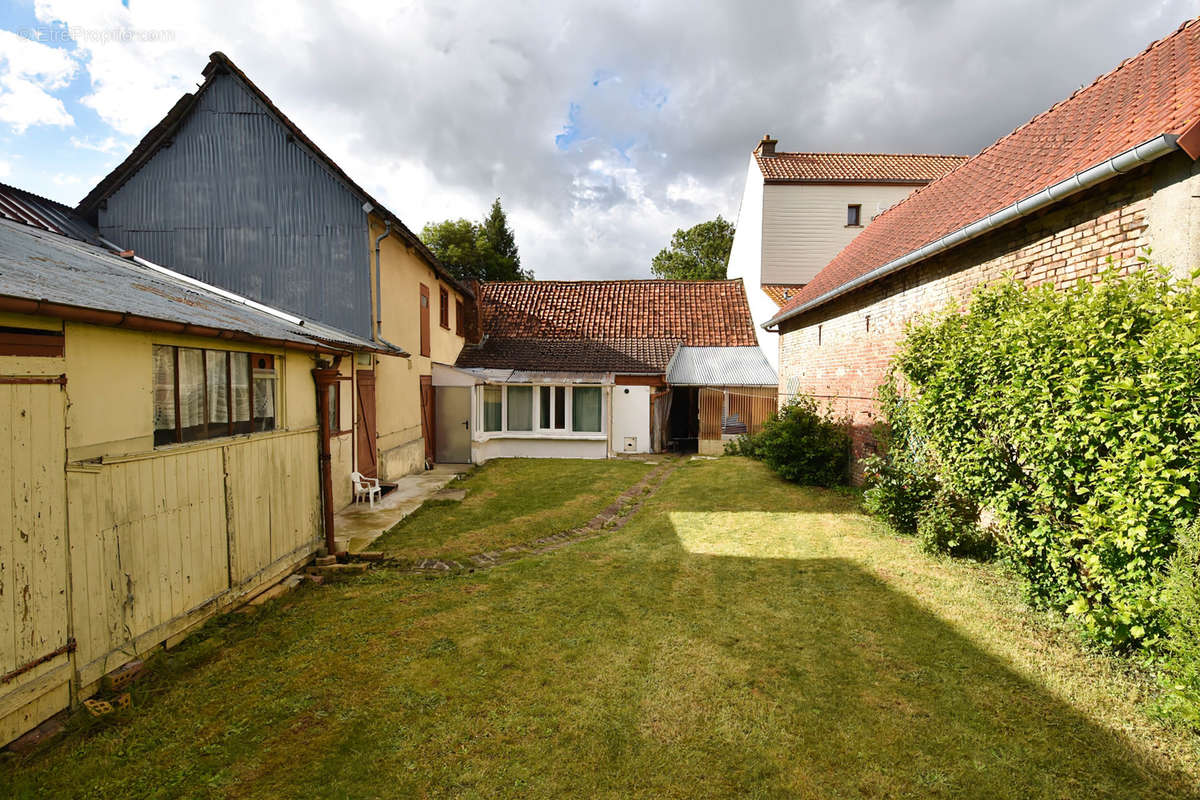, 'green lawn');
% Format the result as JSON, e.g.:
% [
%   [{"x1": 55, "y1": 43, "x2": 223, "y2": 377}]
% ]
[
  {"x1": 5, "y1": 458, "x2": 1199, "y2": 799},
  {"x1": 371, "y1": 457, "x2": 655, "y2": 560}
]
